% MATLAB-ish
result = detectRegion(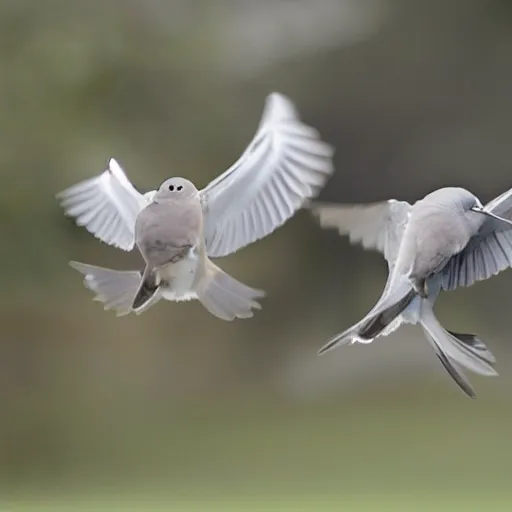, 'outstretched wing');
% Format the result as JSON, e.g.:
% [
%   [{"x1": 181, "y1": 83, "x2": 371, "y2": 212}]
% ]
[
  {"x1": 442, "y1": 187, "x2": 512, "y2": 290},
  {"x1": 312, "y1": 199, "x2": 412, "y2": 269},
  {"x1": 57, "y1": 158, "x2": 153, "y2": 250},
  {"x1": 200, "y1": 93, "x2": 334, "y2": 258}
]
